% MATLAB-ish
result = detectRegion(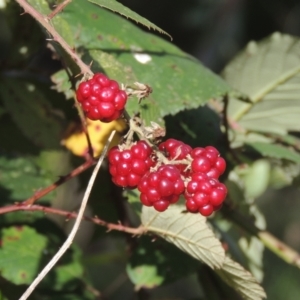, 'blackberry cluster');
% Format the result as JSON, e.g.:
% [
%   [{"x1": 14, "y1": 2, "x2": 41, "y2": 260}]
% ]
[
  {"x1": 184, "y1": 173, "x2": 227, "y2": 216},
  {"x1": 76, "y1": 73, "x2": 127, "y2": 123},
  {"x1": 108, "y1": 138, "x2": 227, "y2": 216},
  {"x1": 108, "y1": 141, "x2": 155, "y2": 188}
]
